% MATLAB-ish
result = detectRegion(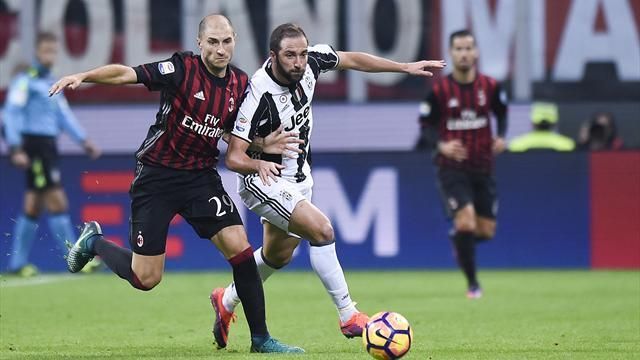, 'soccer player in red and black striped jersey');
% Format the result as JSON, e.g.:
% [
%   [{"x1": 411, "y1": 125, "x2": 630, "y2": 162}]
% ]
[
  {"x1": 416, "y1": 30, "x2": 508, "y2": 299},
  {"x1": 49, "y1": 14, "x2": 303, "y2": 353}
]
